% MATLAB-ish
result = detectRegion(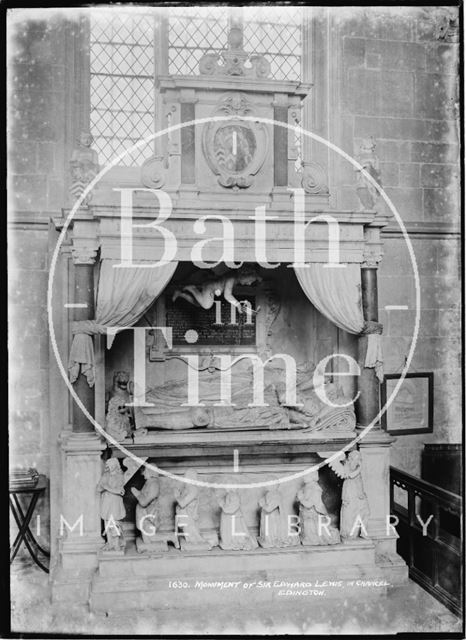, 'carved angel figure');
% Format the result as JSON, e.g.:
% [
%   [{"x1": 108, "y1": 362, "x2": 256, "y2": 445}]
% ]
[
  {"x1": 329, "y1": 451, "x2": 370, "y2": 540},
  {"x1": 172, "y1": 265, "x2": 262, "y2": 314},
  {"x1": 97, "y1": 458, "x2": 126, "y2": 552}
]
